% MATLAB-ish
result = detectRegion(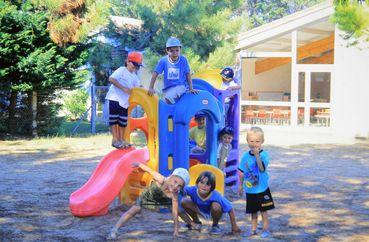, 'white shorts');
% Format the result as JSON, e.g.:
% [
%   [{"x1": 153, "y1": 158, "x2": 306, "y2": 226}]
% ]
[{"x1": 163, "y1": 85, "x2": 187, "y2": 104}]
